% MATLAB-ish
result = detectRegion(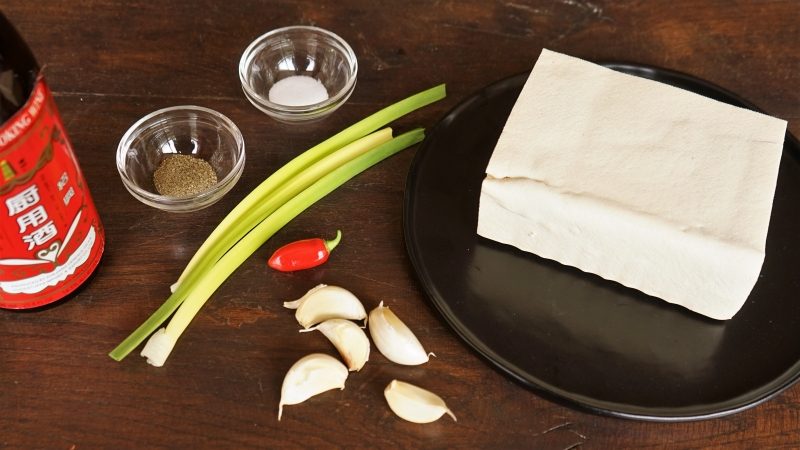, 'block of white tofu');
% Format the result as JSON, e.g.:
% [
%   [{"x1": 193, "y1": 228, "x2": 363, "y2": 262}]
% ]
[{"x1": 477, "y1": 49, "x2": 787, "y2": 320}]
